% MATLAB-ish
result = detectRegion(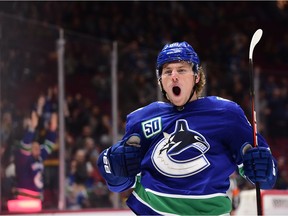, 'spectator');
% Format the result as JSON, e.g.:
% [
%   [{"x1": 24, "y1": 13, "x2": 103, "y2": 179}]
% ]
[
  {"x1": 14, "y1": 111, "x2": 58, "y2": 202},
  {"x1": 88, "y1": 182, "x2": 112, "y2": 208},
  {"x1": 66, "y1": 149, "x2": 93, "y2": 209}
]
